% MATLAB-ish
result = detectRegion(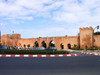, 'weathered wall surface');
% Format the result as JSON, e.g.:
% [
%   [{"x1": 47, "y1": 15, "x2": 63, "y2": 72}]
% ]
[
  {"x1": 94, "y1": 35, "x2": 100, "y2": 48},
  {"x1": 1, "y1": 34, "x2": 21, "y2": 47},
  {"x1": 80, "y1": 27, "x2": 93, "y2": 49},
  {"x1": 1, "y1": 27, "x2": 100, "y2": 49},
  {"x1": 18, "y1": 36, "x2": 79, "y2": 49}
]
